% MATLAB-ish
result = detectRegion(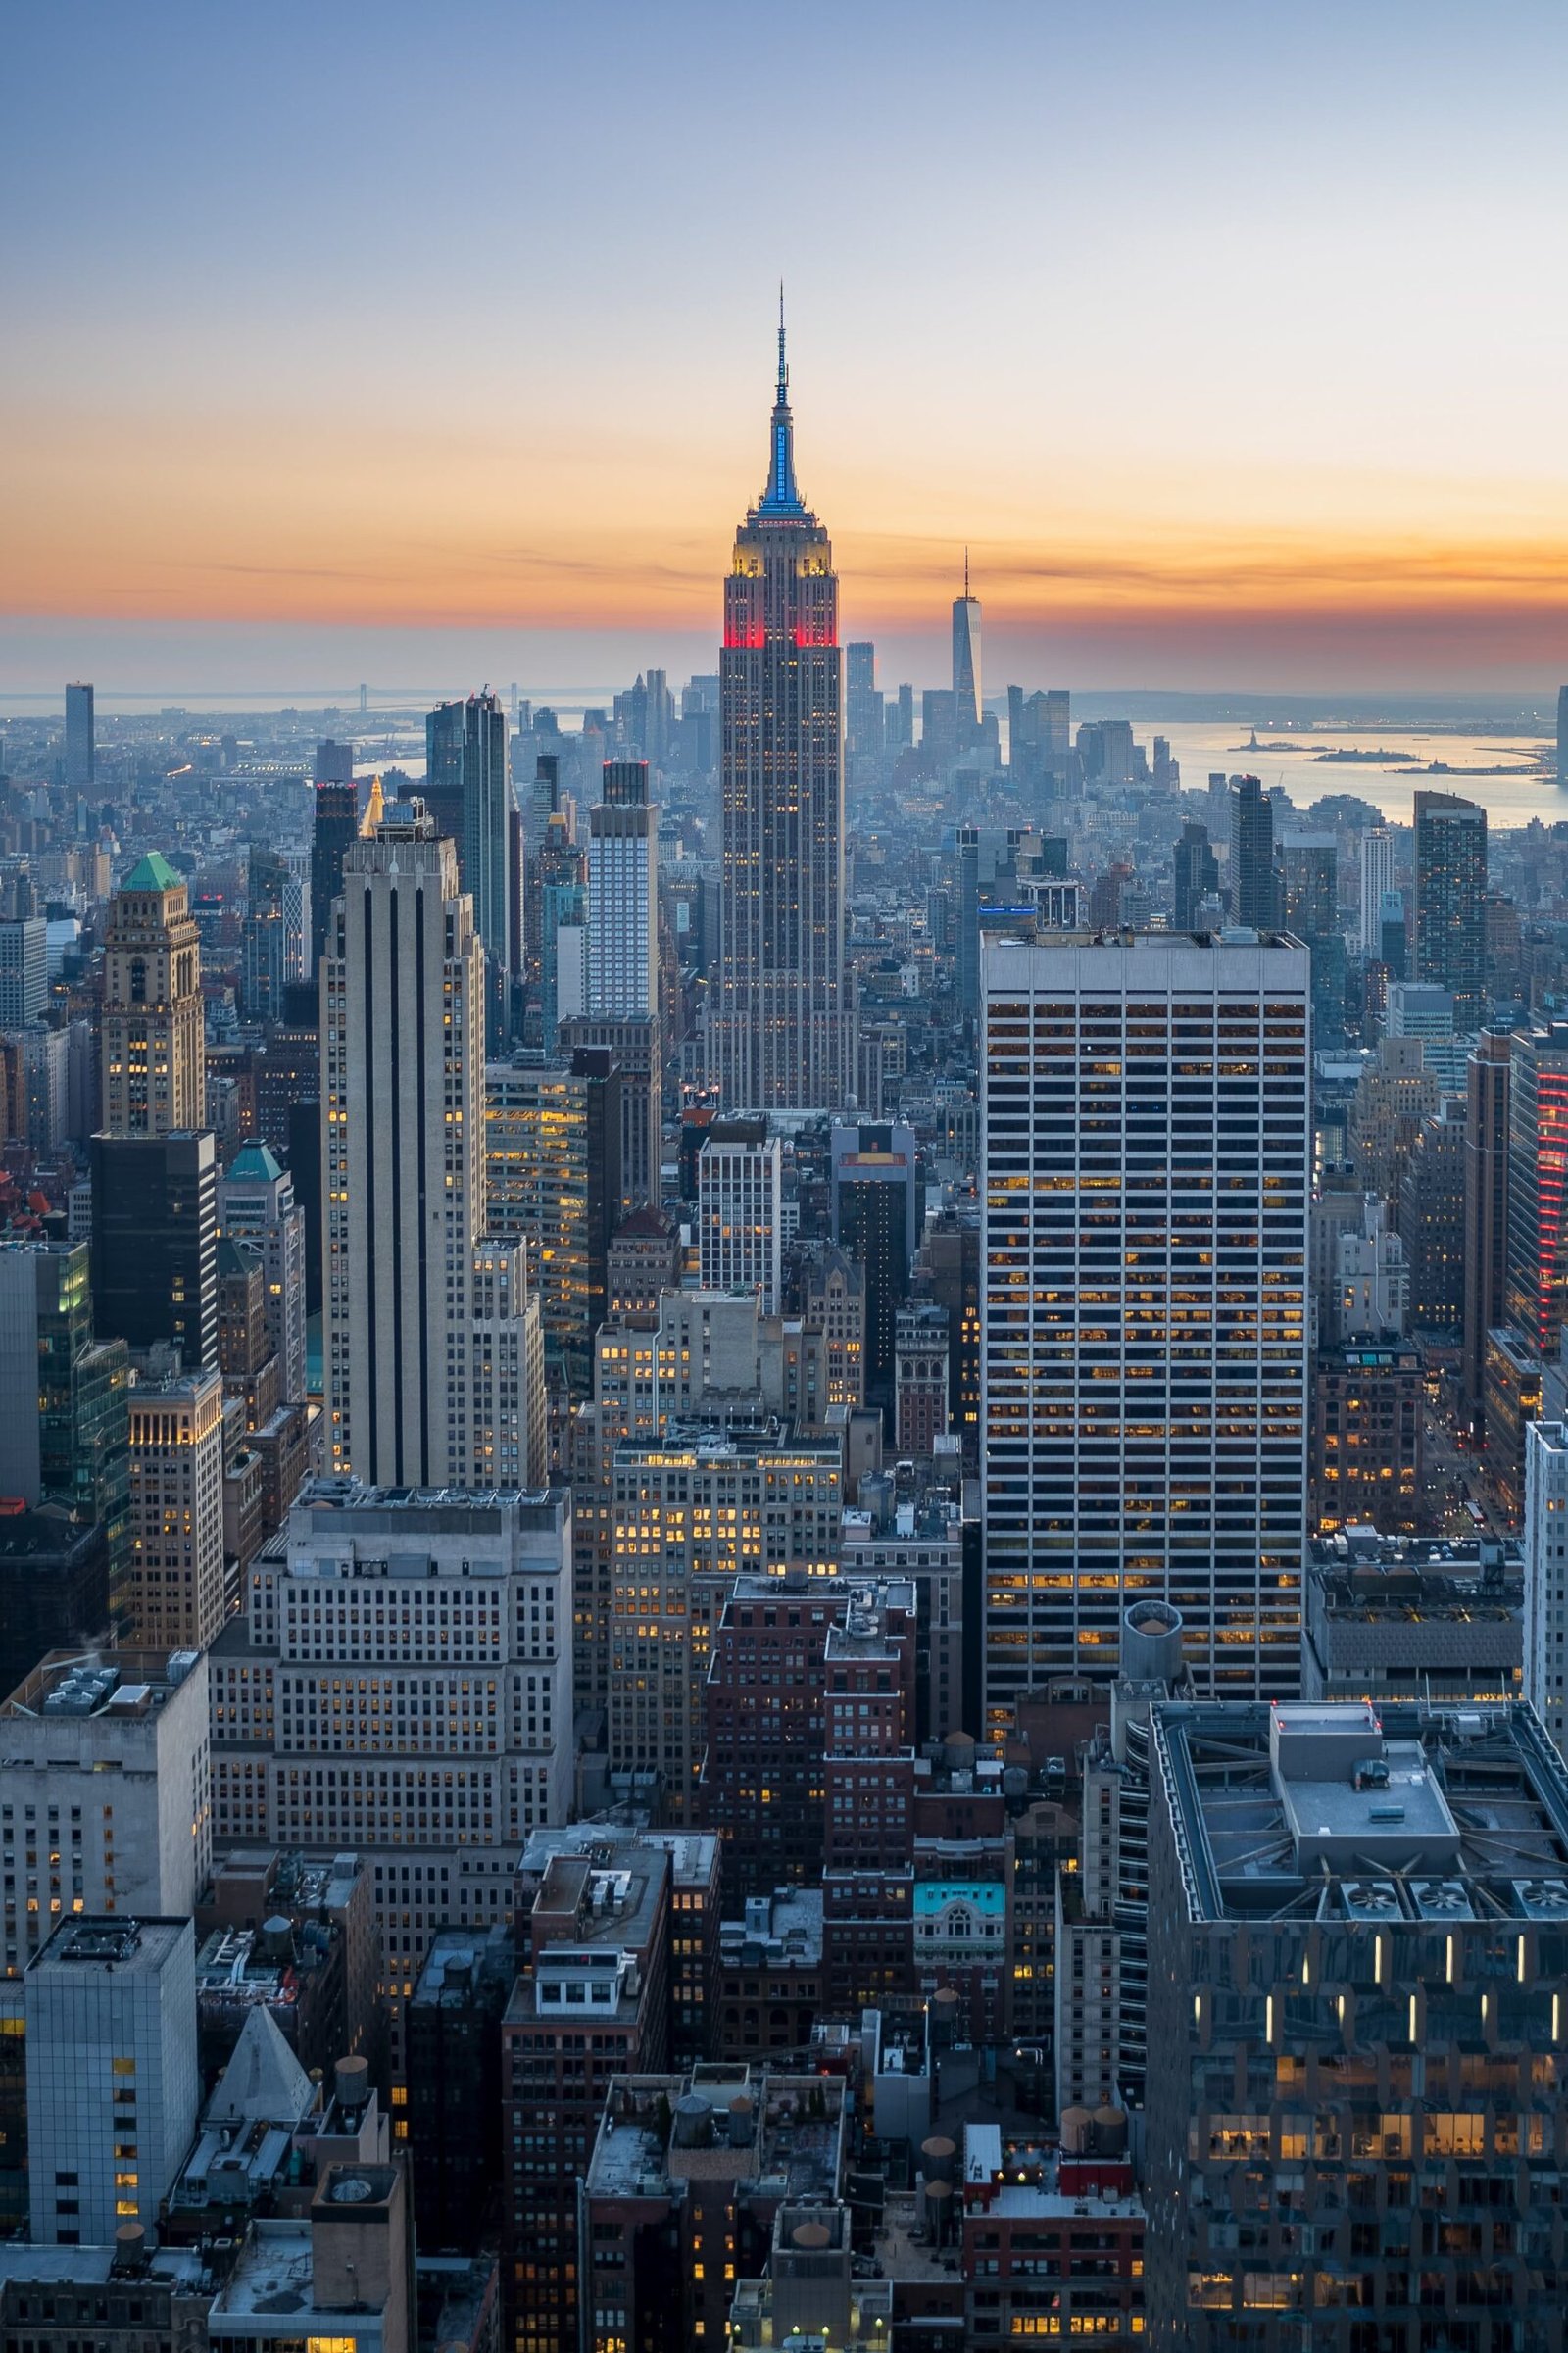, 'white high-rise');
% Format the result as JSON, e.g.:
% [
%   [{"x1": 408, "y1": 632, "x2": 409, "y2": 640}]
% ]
[
  {"x1": 981, "y1": 931, "x2": 1311, "y2": 1724},
  {"x1": 586, "y1": 760, "x2": 659, "y2": 1019},
  {"x1": 1525, "y1": 1418, "x2": 1568, "y2": 1756},
  {"x1": 698, "y1": 1119, "x2": 784, "y2": 1313},
  {"x1": 1359, "y1": 827, "x2": 1395, "y2": 953},
  {"x1": 25, "y1": 1913, "x2": 200, "y2": 2243},
  {"x1": 322, "y1": 798, "x2": 543, "y2": 1487}
]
